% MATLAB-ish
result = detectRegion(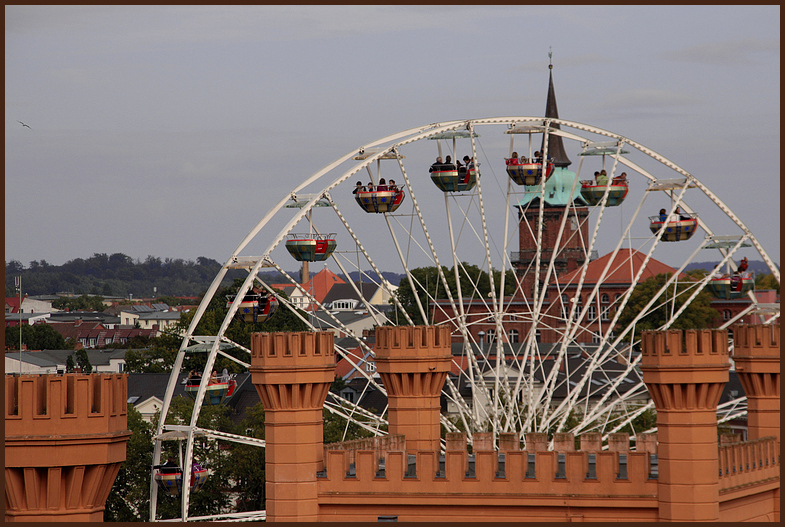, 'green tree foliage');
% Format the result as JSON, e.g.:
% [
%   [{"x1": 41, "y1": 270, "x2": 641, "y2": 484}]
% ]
[
  {"x1": 617, "y1": 273, "x2": 718, "y2": 347},
  {"x1": 392, "y1": 263, "x2": 517, "y2": 325},
  {"x1": 4, "y1": 254, "x2": 256, "y2": 297},
  {"x1": 66, "y1": 354, "x2": 75, "y2": 373},
  {"x1": 75, "y1": 348, "x2": 93, "y2": 373},
  {"x1": 755, "y1": 272, "x2": 780, "y2": 294},
  {"x1": 4, "y1": 323, "x2": 69, "y2": 350},
  {"x1": 227, "y1": 403, "x2": 267, "y2": 512},
  {"x1": 52, "y1": 294, "x2": 106, "y2": 312},
  {"x1": 104, "y1": 405, "x2": 155, "y2": 521}
]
